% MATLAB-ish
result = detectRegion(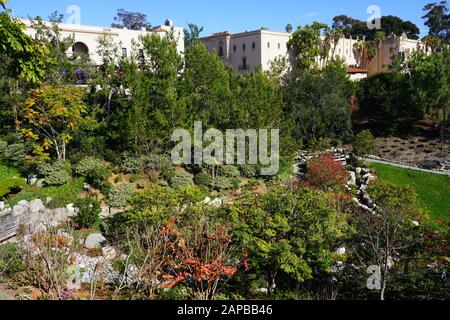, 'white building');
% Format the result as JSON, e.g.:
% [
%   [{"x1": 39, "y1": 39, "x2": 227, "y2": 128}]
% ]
[
  {"x1": 200, "y1": 29, "x2": 291, "y2": 74},
  {"x1": 20, "y1": 18, "x2": 185, "y2": 65},
  {"x1": 201, "y1": 28, "x2": 422, "y2": 80}
]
